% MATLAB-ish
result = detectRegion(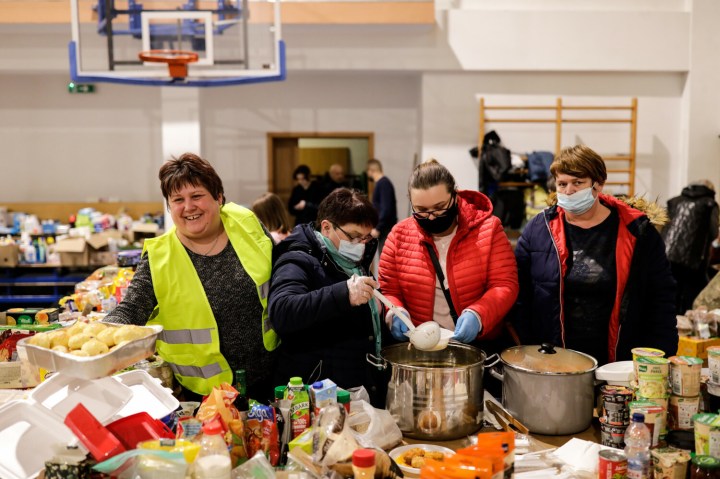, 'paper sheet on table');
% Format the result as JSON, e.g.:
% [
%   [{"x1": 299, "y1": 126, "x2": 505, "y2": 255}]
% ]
[{"x1": 552, "y1": 437, "x2": 614, "y2": 476}]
